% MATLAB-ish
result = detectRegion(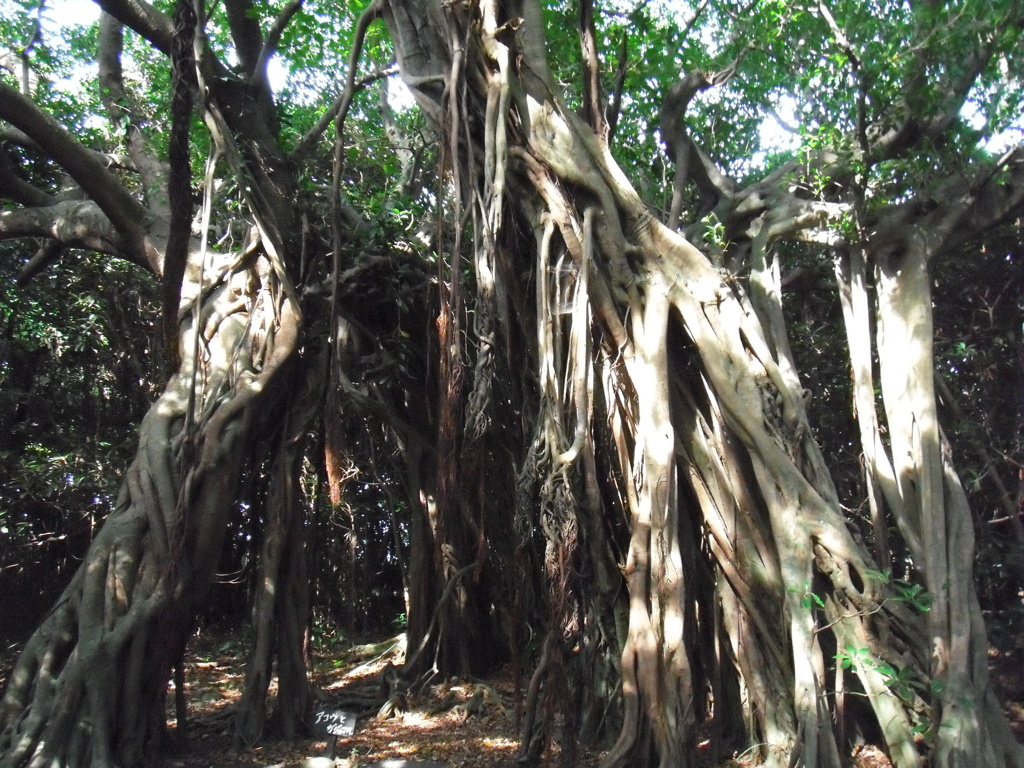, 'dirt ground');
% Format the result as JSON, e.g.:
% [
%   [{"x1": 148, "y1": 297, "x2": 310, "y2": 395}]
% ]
[
  {"x1": 155, "y1": 632, "x2": 550, "y2": 768},
  {"x1": 3, "y1": 617, "x2": 1024, "y2": 768}
]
